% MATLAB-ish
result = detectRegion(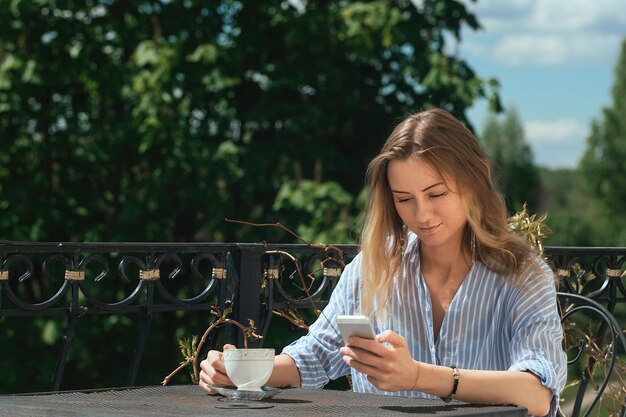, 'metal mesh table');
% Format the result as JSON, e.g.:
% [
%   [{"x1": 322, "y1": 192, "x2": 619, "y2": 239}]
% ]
[{"x1": 0, "y1": 385, "x2": 527, "y2": 417}]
